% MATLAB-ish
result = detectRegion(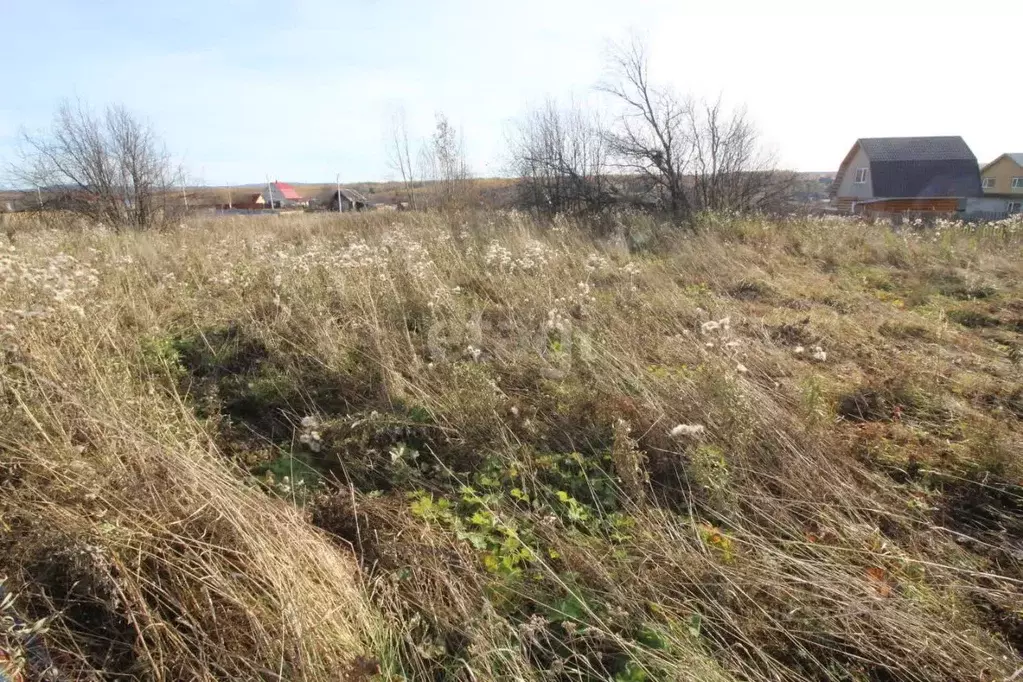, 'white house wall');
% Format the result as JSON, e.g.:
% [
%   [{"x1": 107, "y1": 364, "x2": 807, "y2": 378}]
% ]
[
  {"x1": 835, "y1": 145, "x2": 874, "y2": 199},
  {"x1": 965, "y1": 197, "x2": 1015, "y2": 216}
]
